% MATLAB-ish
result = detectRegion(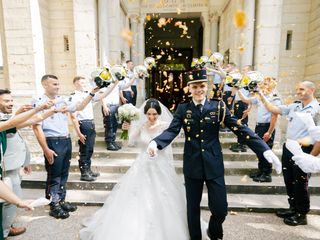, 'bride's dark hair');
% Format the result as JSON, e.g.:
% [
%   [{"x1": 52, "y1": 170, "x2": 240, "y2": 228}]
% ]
[{"x1": 144, "y1": 98, "x2": 162, "y2": 115}]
